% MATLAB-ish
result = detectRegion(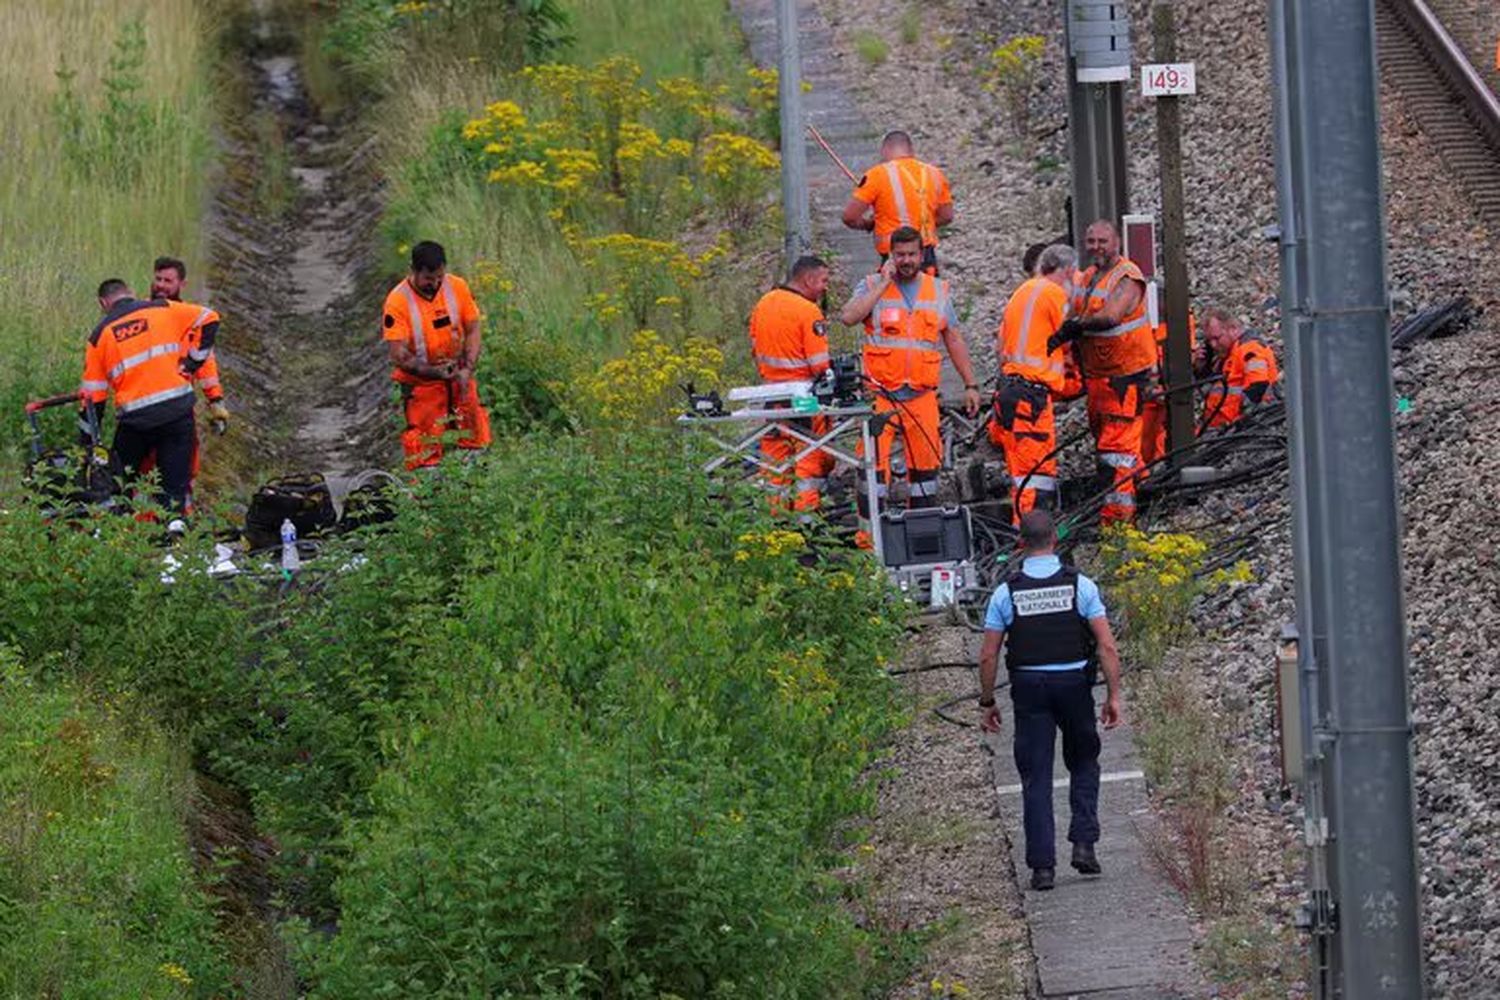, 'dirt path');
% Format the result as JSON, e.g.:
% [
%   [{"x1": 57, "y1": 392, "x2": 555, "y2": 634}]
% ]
[{"x1": 206, "y1": 0, "x2": 389, "y2": 490}]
